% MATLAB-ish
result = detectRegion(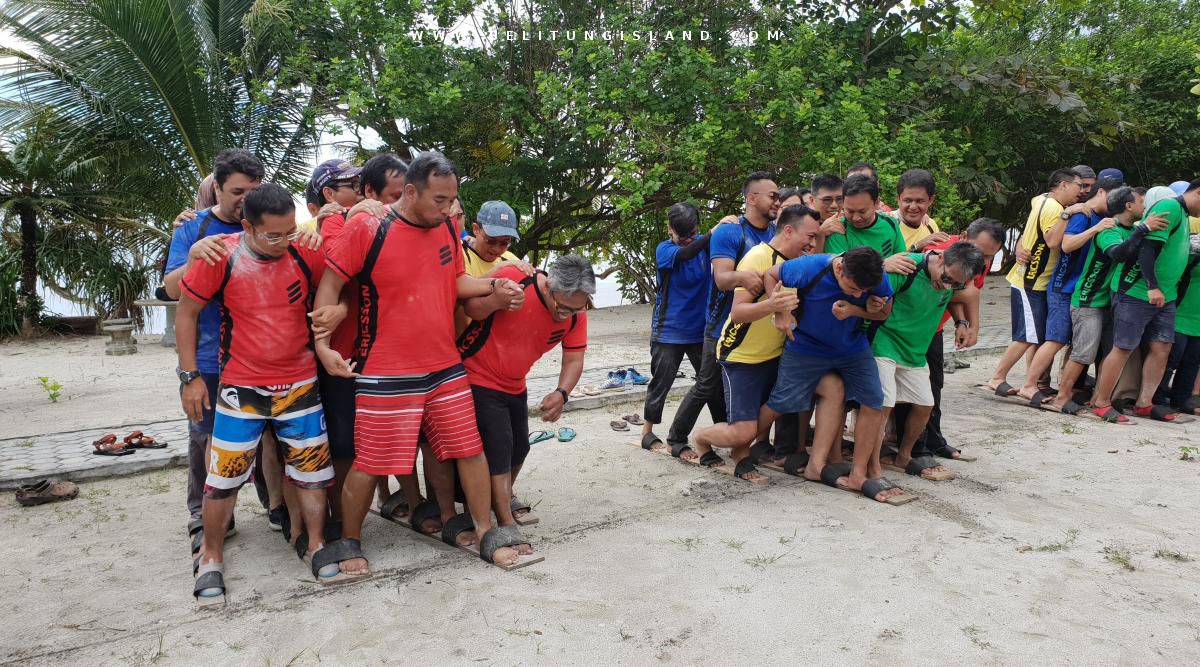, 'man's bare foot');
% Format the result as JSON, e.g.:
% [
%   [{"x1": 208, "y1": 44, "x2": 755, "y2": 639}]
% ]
[{"x1": 987, "y1": 380, "x2": 1016, "y2": 395}]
